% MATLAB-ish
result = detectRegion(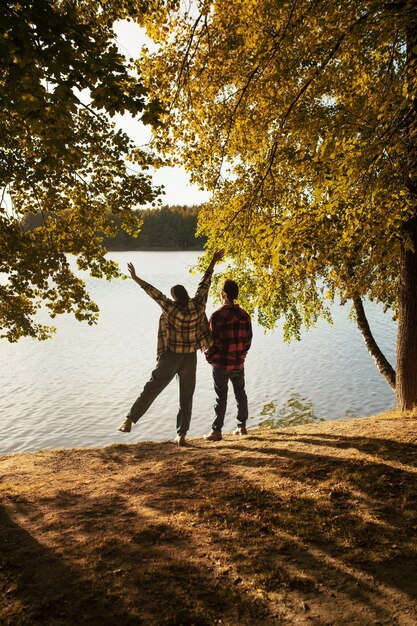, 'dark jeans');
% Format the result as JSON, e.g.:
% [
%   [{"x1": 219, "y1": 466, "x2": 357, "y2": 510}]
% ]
[
  {"x1": 211, "y1": 366, "x2": 248, "y2": 432},
  {"x1": 127, "y1": 350, "x2": 197, "y2": 436}
]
